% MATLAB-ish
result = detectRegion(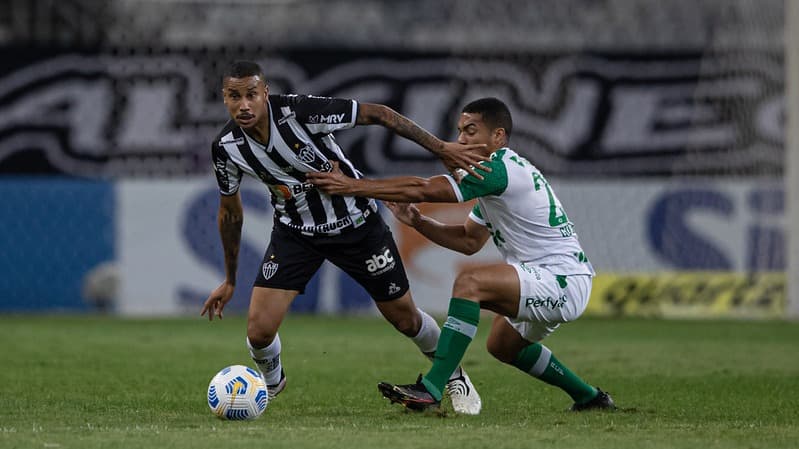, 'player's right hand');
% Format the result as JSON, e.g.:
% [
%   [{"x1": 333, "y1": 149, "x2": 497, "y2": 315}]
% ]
[
  {"x1": 384, "y1": 201, "x2": 421, "y2": 227},
  {"x1": 201, "y1": 282, "x2": 235, "y2": 321},
  {"x1": 437, "y1": 141, "x2": 490, "y2": 181}
]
